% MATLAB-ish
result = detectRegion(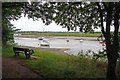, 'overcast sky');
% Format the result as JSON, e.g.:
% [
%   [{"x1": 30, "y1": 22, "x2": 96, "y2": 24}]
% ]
[
  {"x1": 11, "y1": 14, "x2": 118, "y2": 32},
  {"x1": 11, "y1": 16, "x2": 69, "y2": 32},
  {"x1": 11, "y1": 16, "x2": 101, "y2": 32}
]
